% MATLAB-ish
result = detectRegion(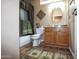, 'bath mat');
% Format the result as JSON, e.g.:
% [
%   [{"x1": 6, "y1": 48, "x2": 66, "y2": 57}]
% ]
[{"x1": 21, "y1": 48, "x2": 71, "y2": 59}]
